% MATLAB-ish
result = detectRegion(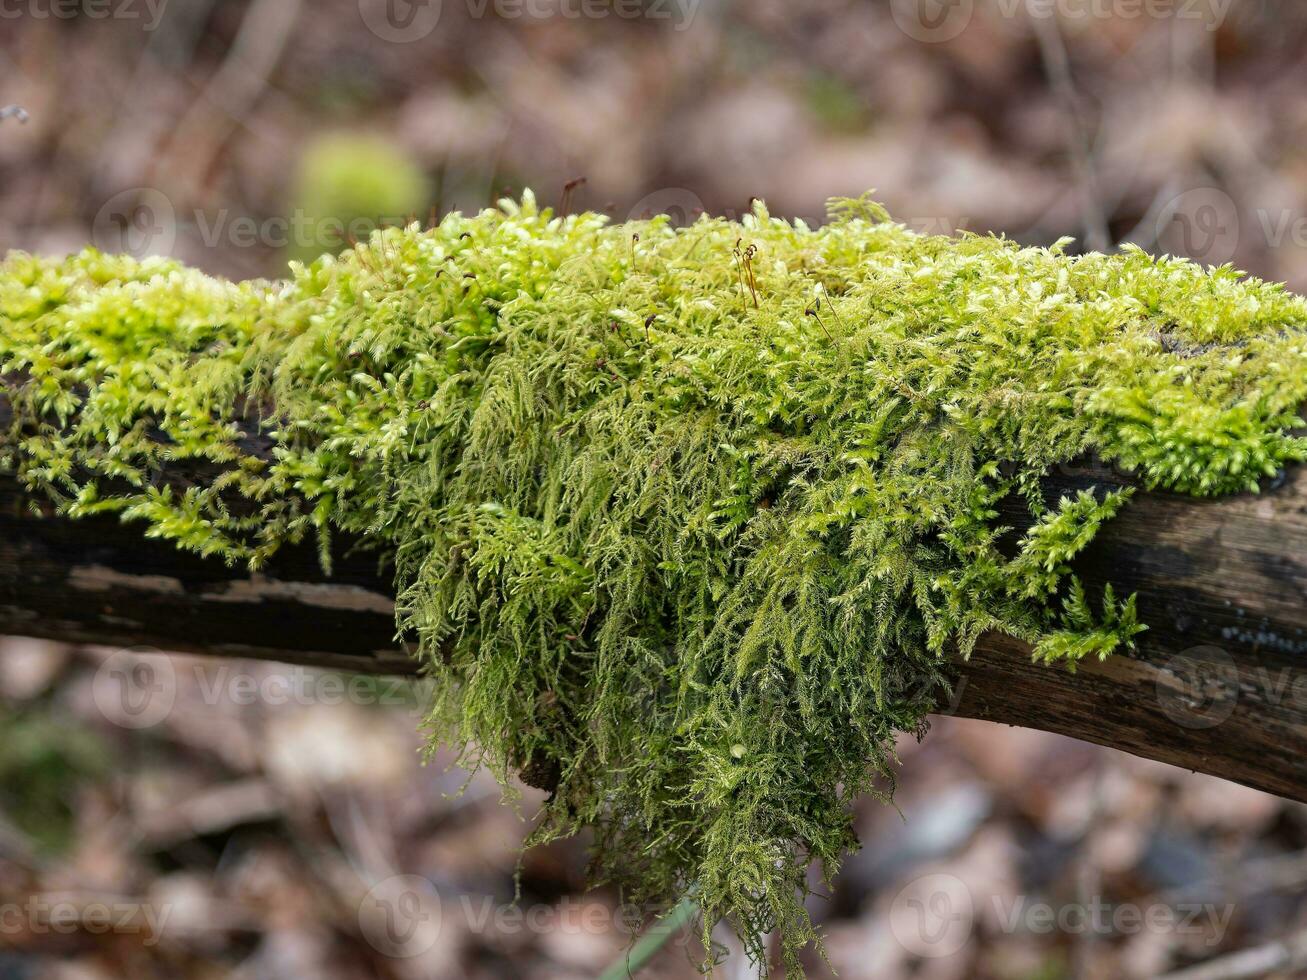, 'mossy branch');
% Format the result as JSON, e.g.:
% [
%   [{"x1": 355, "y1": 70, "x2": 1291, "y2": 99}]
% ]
[{"x1": 4, "y1": 192, "x2": 1307, "y2": 974}]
